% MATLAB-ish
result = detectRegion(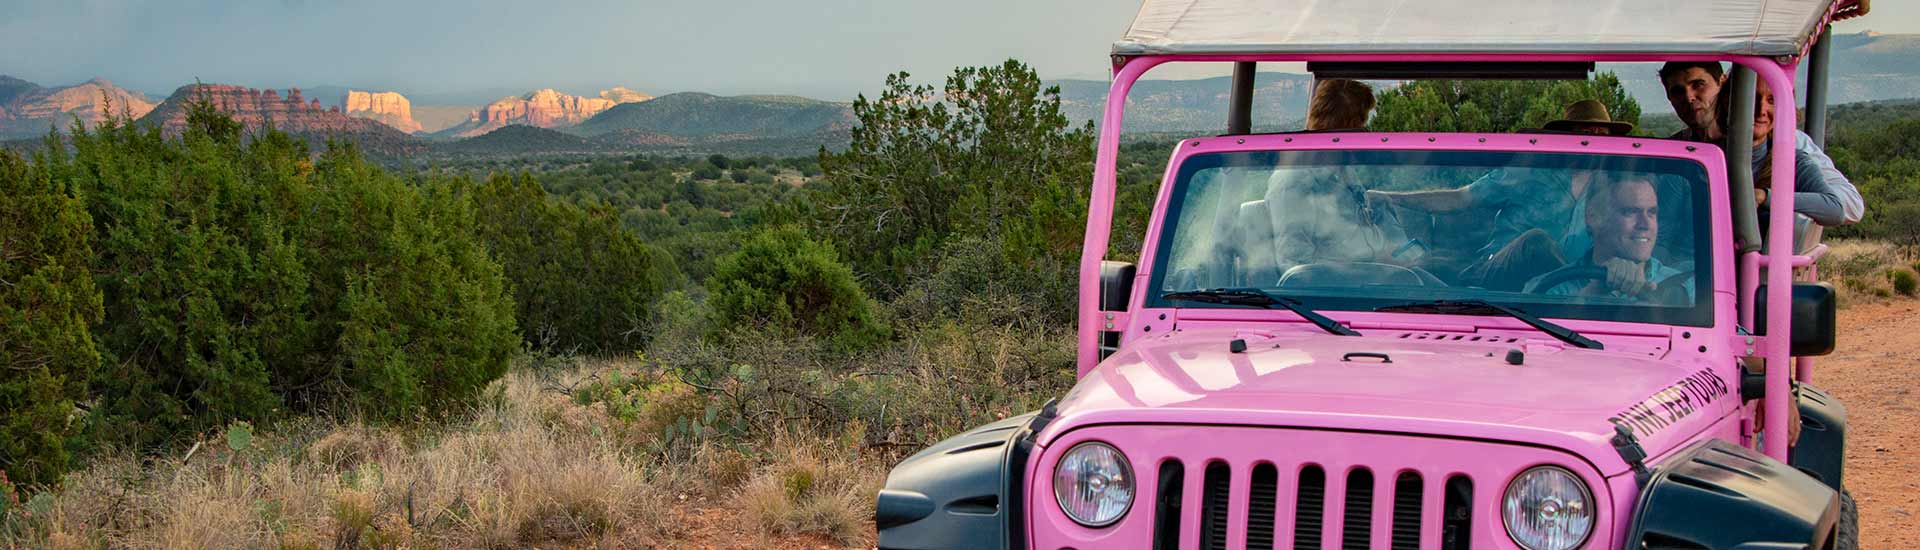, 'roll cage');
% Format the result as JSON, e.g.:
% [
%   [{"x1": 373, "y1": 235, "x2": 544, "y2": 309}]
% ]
[{"x1": 1075, "y1": 0, "x2": 1868, "y2": 464}]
